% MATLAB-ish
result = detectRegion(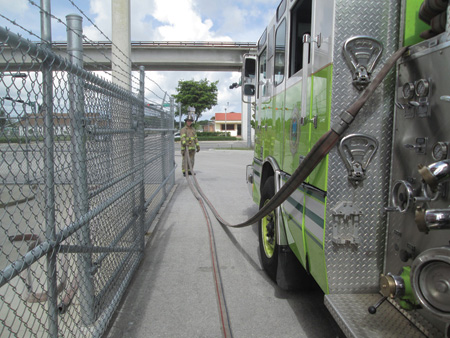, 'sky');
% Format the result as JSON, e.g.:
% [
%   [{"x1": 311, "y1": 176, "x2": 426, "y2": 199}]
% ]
[{"x1": 0, "y1": 0, "x2": 280, "y2": 120}]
